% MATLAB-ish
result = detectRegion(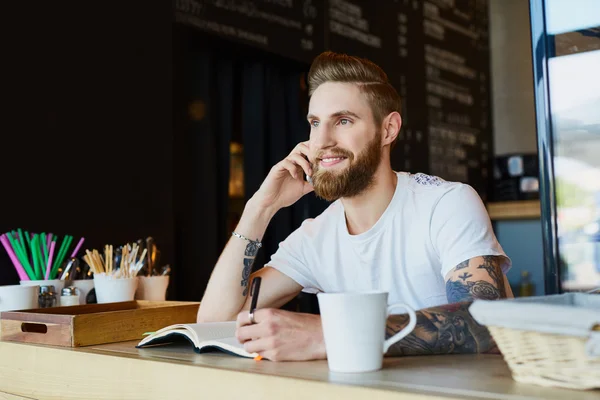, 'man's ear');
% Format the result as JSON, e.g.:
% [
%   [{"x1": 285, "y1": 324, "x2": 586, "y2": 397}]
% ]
[{"x1": 382, "y1": 112, "x2": 402, "y2": 146}]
